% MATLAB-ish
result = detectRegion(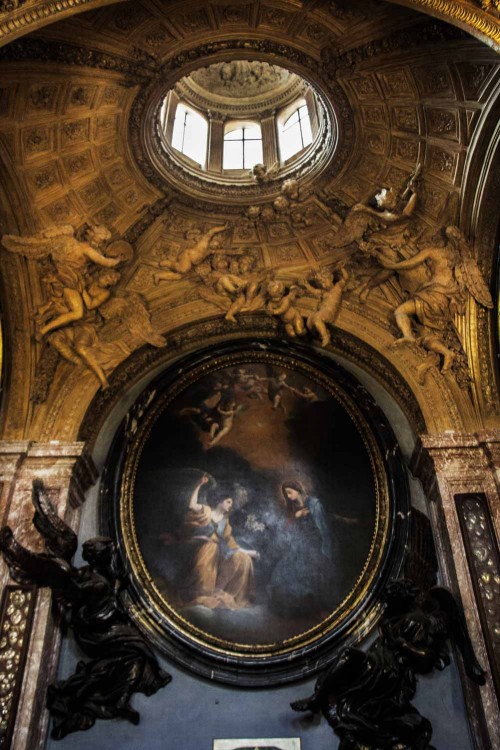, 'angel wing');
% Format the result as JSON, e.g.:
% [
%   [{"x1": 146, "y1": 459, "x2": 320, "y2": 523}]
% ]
[
  {"x1": 0, "y1": 526, "x2": 77, "y2": 598},
  {"x1": 326, "y1": 206, "x2": 376, "y2": 249},
  {"x1": 452, "y1": 228, "x2": 494, "y2": 309},
  {"x1": 100, "y1": 292, "x2": 166, "y2": 348},
  {"x1": 32, "y1": 479, "x2": 78, "y2": 561},
  {"x1": 1, "y1": 225, "x2": 75, "y2": 261}
]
